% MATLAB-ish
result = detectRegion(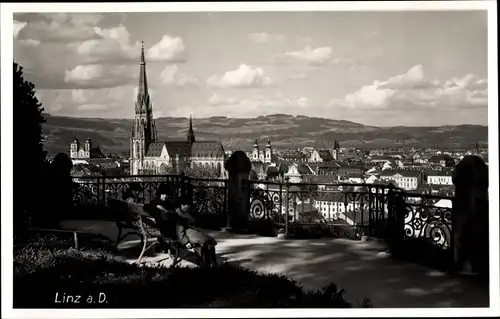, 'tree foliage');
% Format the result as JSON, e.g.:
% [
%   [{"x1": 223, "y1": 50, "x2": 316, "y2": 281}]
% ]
[{"x1": 13, "y1": 61, "x2": 47, "y2": 218}]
